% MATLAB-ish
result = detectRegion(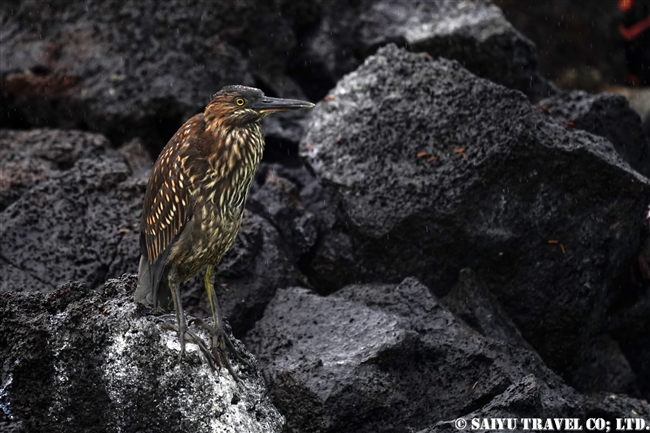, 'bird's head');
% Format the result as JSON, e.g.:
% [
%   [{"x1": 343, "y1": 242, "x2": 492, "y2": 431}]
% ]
[{"x1": 205, "y1": 85, "x2": 314, "y2": 127}]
